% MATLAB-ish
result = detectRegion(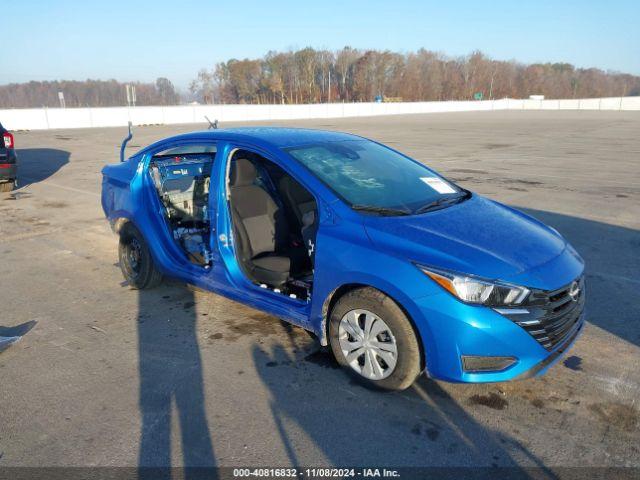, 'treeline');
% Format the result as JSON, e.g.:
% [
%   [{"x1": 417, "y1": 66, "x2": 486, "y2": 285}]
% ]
[
  {"x1": 2, "y1": 48, "x2": 639, "y2": 108},
  {"x1": 190, "y1": 47, "x2": 640, "y2": 104},
  {"x1": 0, "y1": 78, "x2": 179, "y2": 108}
]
